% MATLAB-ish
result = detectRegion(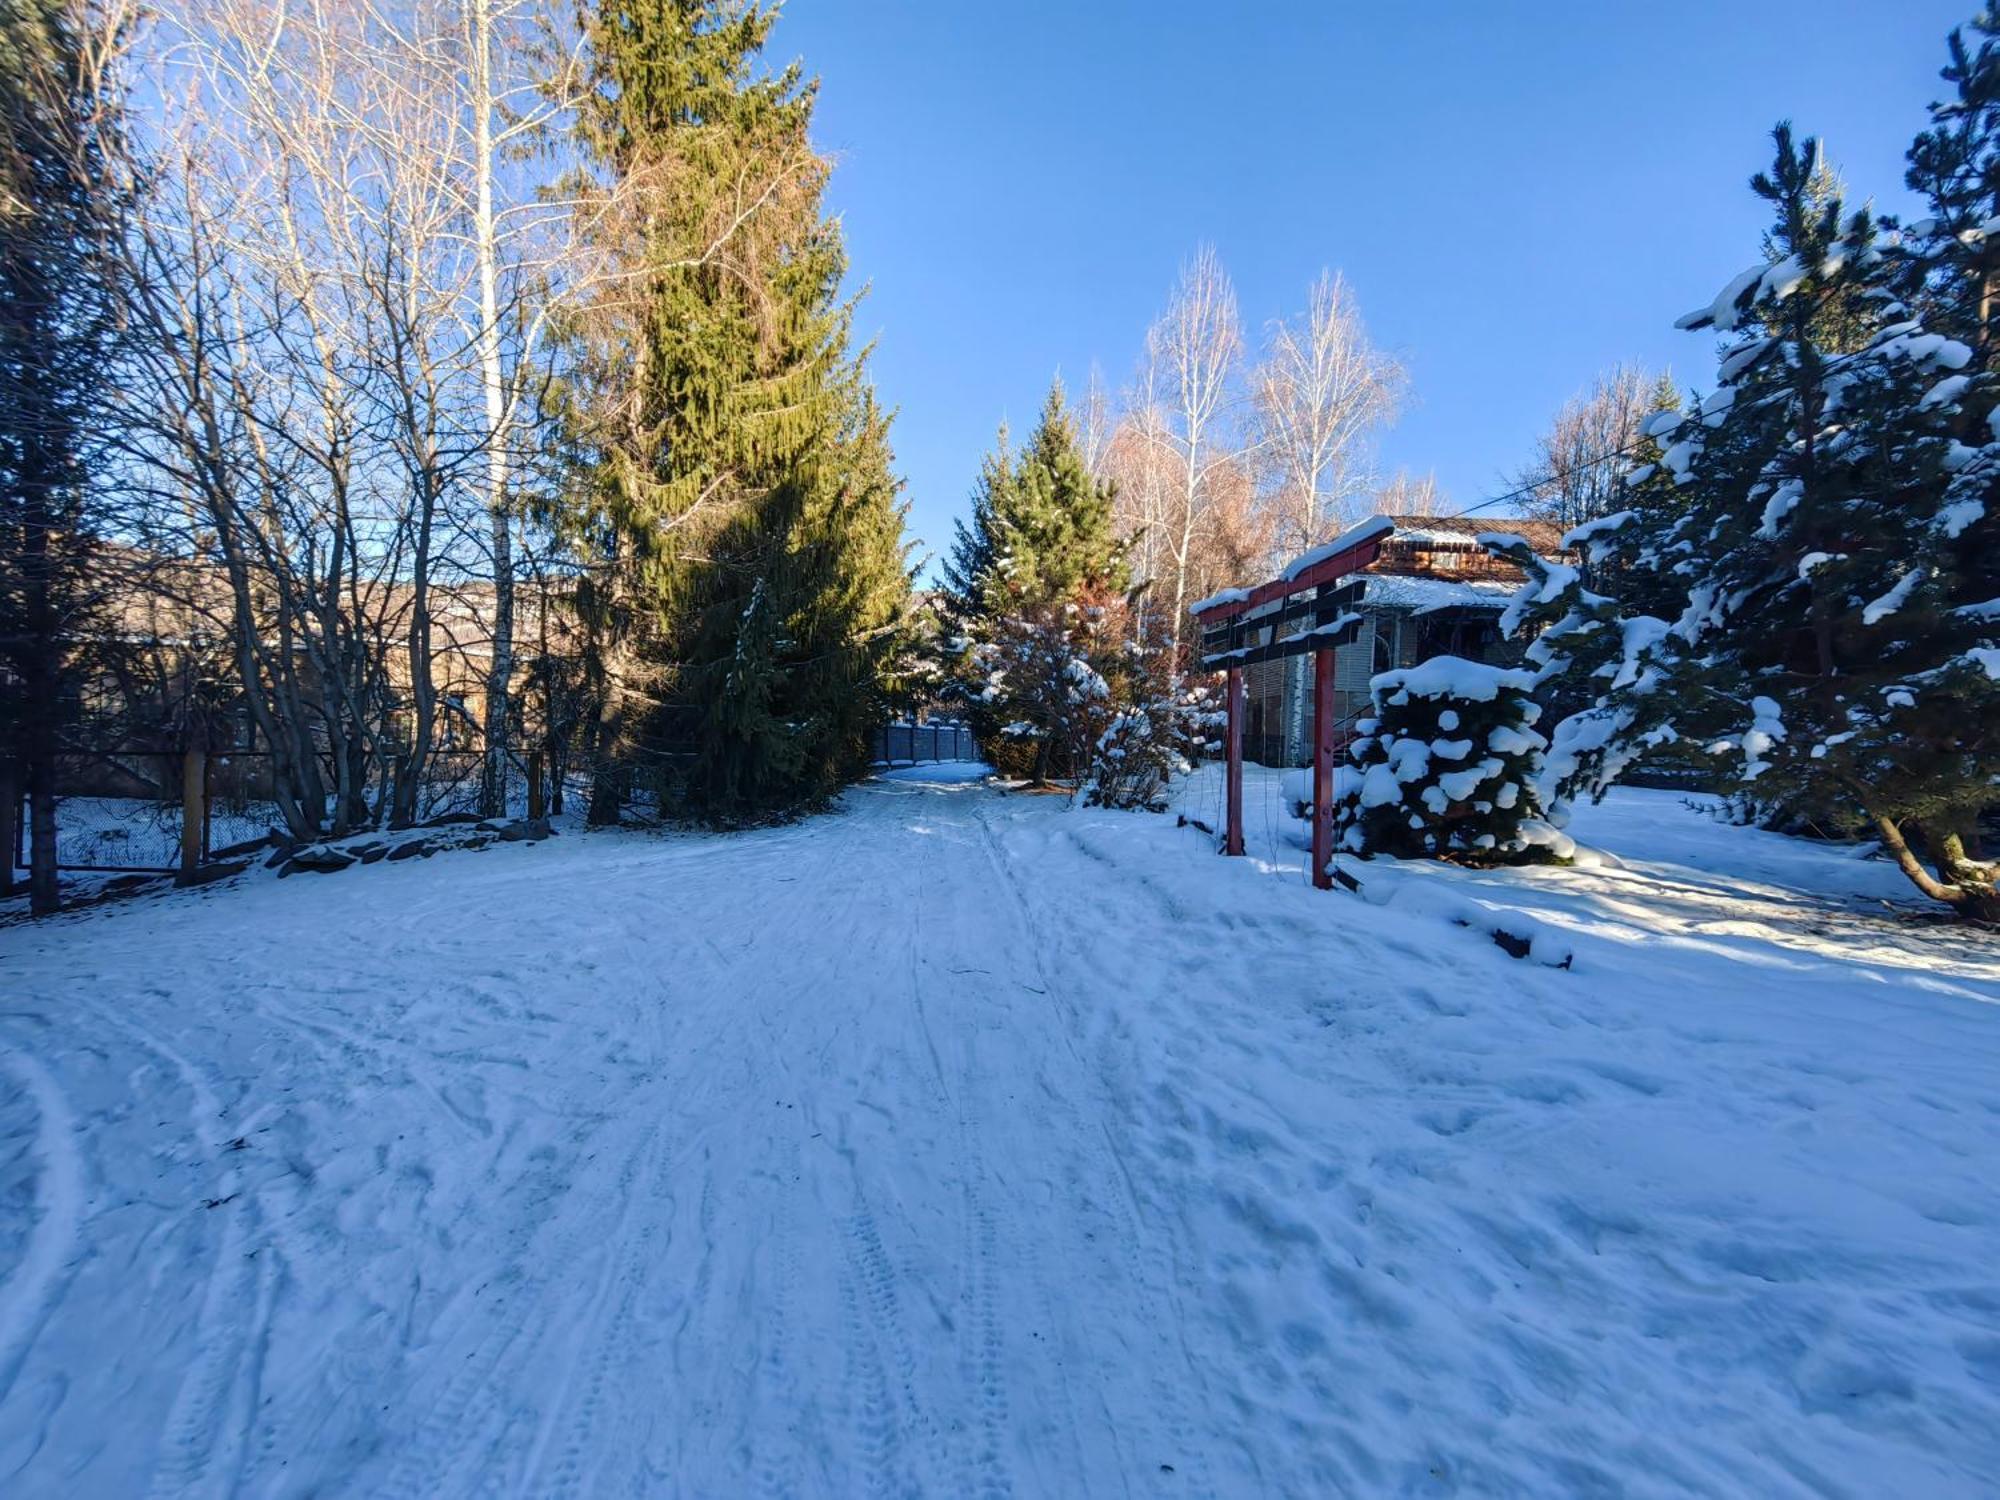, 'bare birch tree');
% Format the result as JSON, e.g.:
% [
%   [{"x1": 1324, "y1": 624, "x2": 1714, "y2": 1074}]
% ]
[
  {"x1": 452, "y1": 0, "x2": 587, "y2": 815},
  {"x1": 105, "y1": 0, "x2": 565, "y2": 835},
  {"x1": 1372, "y1": 468, "x2": 1450, "y2": 517},
  {"x1": 1512, "y1": 363, "x2": 1664, "y2": 533},
  {"x1": 1141, "y1": 245, "x2": 1249, "y2": 656},
  {"x1": 1251, "y1": 269, "x2": 1406, "y2": 556}
]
